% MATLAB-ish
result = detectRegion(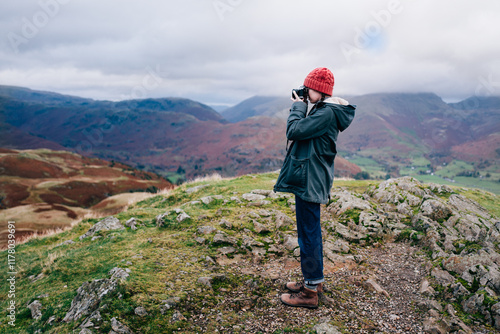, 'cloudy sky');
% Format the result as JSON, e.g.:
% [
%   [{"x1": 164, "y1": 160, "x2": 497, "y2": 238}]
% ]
[{"x1": 1, "y1": 0, "x2": 499, "y2": 106}]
